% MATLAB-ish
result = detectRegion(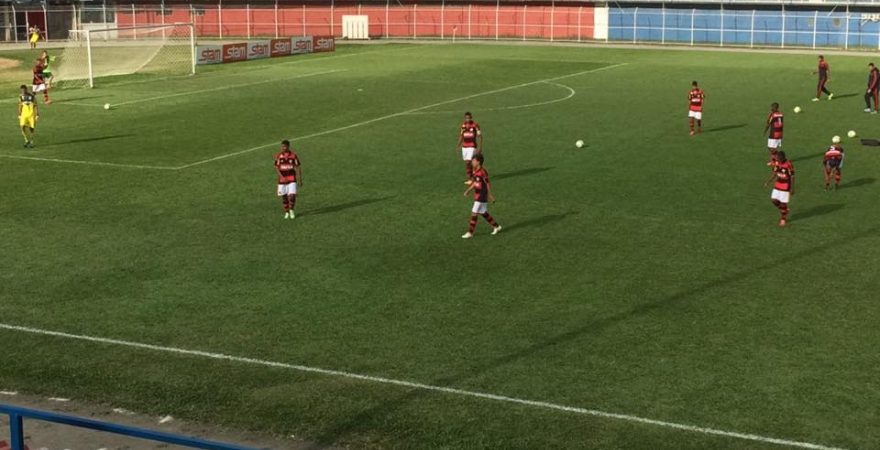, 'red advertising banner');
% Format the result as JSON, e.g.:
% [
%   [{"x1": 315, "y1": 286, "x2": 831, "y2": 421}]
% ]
[
  {"x1": 312, "y1": 36, "x2": 336, "y2": 53},
  {"x1": 270, "y1": 38, "x2": 292, "y2": 57},
  {"x1": 222, "y1": 43, "x2": 248, "y2": 63}
]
